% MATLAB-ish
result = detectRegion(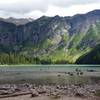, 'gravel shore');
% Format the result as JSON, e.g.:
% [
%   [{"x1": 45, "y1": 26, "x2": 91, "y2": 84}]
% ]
[
  {"x1": 0, "y1": 95, "x2": 100, "y2": 100},
  {"x1": 0, "y1": 83, "x2": 100, "y2": 100},
  {"x1": 0, "y1": 66, "x2": 100, "y2": 100}
]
